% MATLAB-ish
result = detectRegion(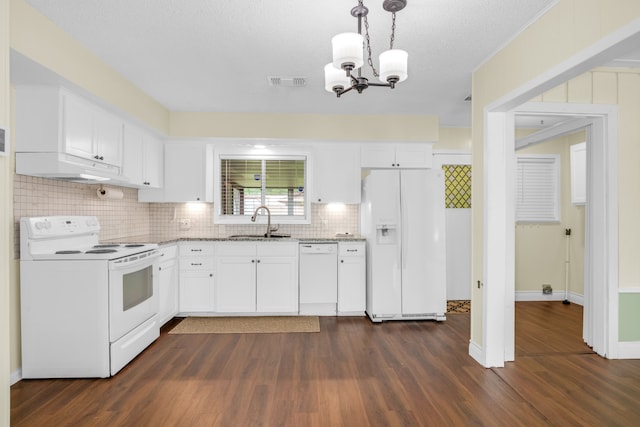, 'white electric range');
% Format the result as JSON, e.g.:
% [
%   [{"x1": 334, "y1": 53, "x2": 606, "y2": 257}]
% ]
[{"x1": 20, "y1": 216, "x2": 161, "y2": 378}]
